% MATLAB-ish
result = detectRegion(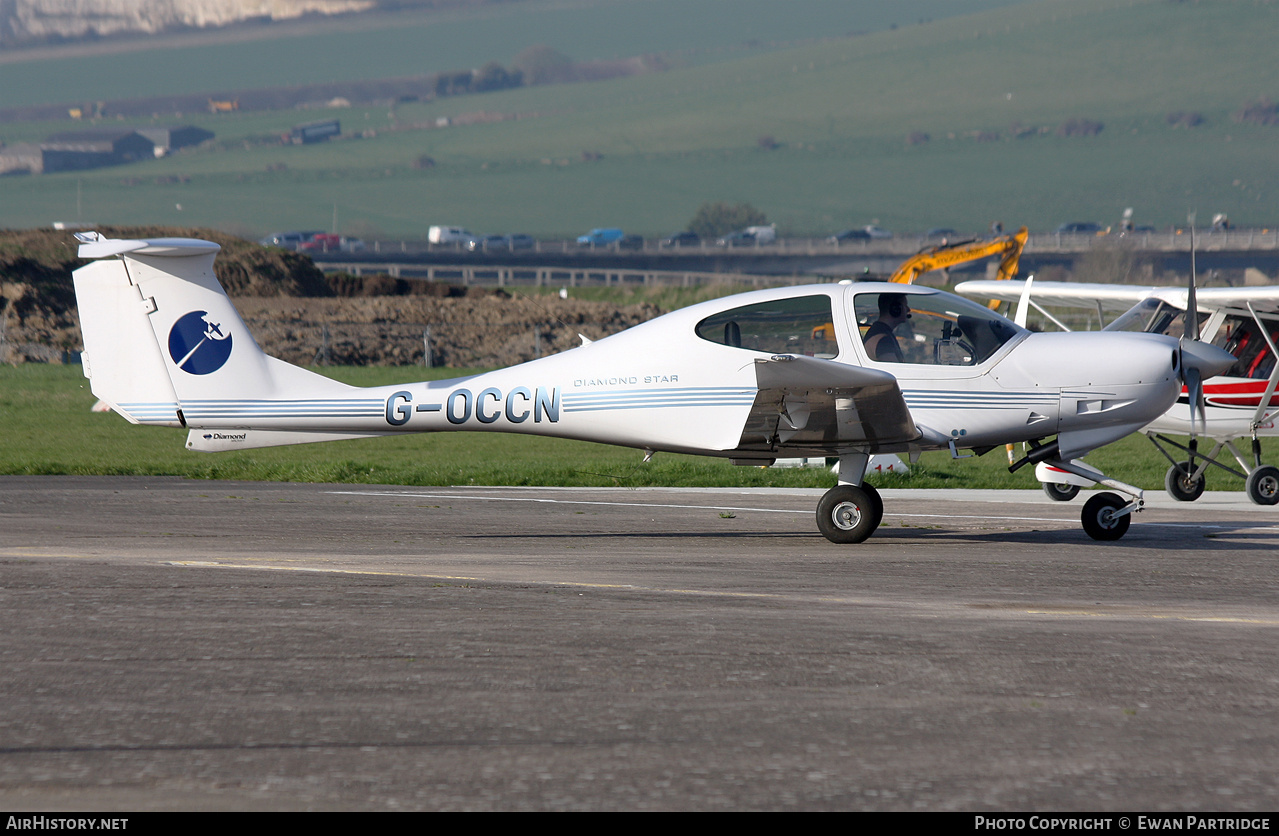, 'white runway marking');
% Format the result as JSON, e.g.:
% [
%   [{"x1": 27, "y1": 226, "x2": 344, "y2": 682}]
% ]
[
  {"x1": 330, "y1": 489, "x2": 807, "y2": 514},
  {"x1": 327, "y1": 488, "x2": 1279, "y2": 532},
  {"x1": 329, "y1": 489, "x2": 1074, "y2": 525}
]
